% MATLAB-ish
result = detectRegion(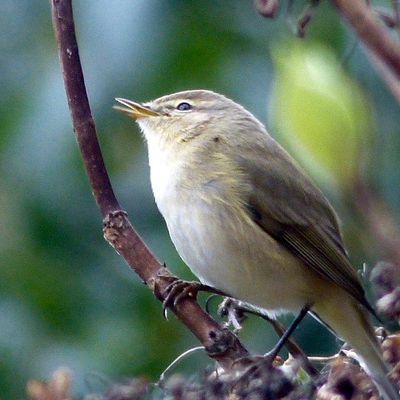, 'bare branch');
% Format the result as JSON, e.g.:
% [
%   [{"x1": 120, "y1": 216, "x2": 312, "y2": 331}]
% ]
[
  {"x1": 354, "y1": 181, "x2": 400, "y2": 268},
  {"x1": 332, "y1": 0, "x2": 400, "y2": 100},
  {"x1": 50, "y1": 0, "x2": 248, "y2": 369}
]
